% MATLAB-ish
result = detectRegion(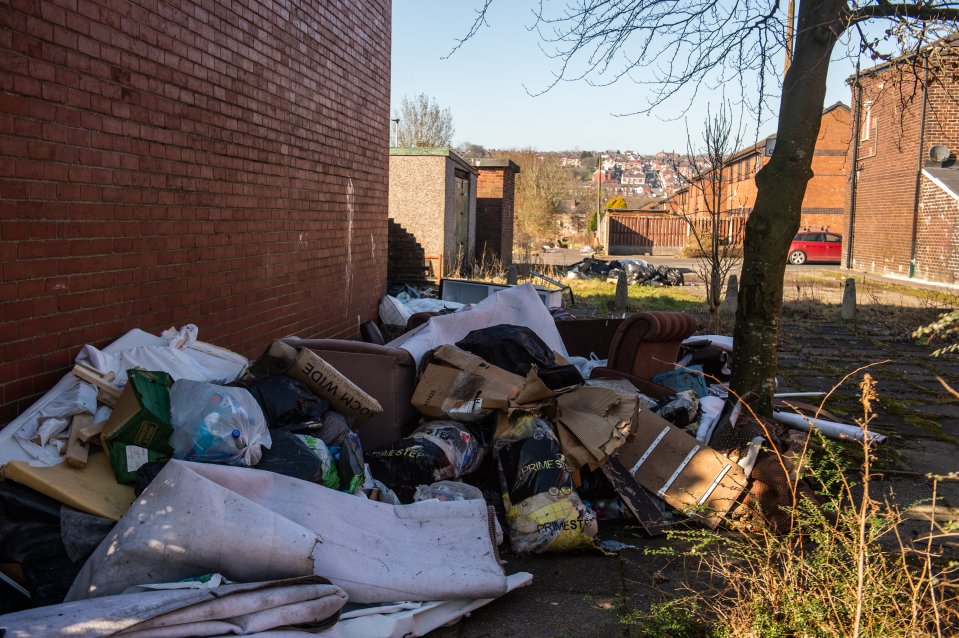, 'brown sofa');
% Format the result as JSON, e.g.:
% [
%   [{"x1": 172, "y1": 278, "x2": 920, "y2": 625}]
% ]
[
  {"x1": 281, "y1": 337, "x2": 419, "y2": 451},
  {"x1": 556, "y1": 311, "x2": 698, "y2": 399}
]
